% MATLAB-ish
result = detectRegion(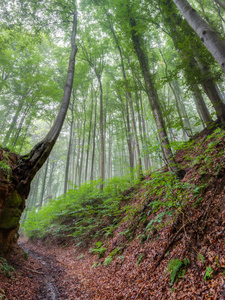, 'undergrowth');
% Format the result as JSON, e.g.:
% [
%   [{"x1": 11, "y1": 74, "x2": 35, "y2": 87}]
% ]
[
  {"x1": 0, "y1": 257, "x2": 15, "y2": 278},
  {"x1": 22, "y1": 173, "x2": 141, "y2": 245},
  {"x1": 22, "y1": 127, "x2": 225, "y2": 265}
]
